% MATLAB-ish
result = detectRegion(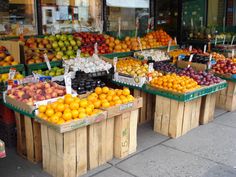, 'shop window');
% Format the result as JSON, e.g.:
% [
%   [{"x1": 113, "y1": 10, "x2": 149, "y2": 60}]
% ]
[
  {"x1": 41, "y1": 0, "x2": 102, "y2": 34},
  {"x1": 0, "y1": 0, "x2": 37, "y2": 37}
]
